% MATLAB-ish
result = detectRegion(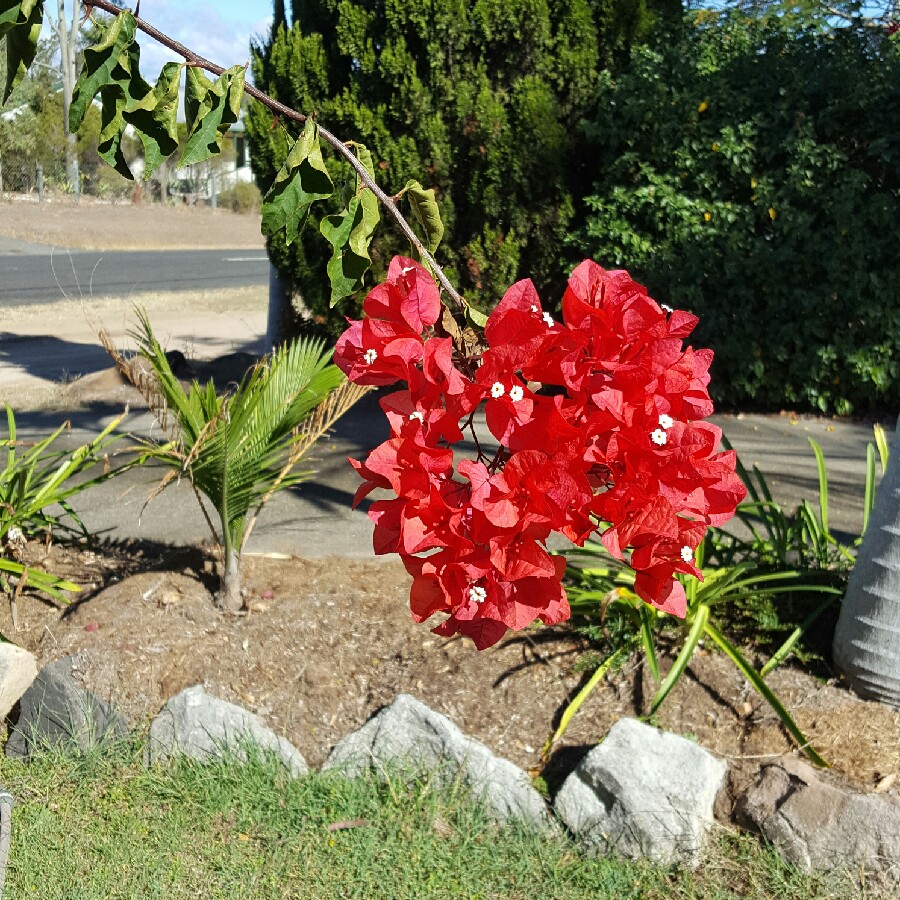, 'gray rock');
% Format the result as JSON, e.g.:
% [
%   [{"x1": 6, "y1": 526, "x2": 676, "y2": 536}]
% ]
[
  {"x1": 5, "y1": 656, "x2": 128, "y2": 759},
  {"x1": 324, "y1": 694, "x2": 551, "y2": 830},
  {"x1": 554, "y1": 718, "x2": 726, "y2": 866},
  {"x1": 0, "y1": 642, "x2": 38, "y2": 721},
  {"x1": 146, "y1": 686, "x2": 307, "y2": 777},
  {"x1": 736, "y1": 757, "x2": 900, "y2": 878}
]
